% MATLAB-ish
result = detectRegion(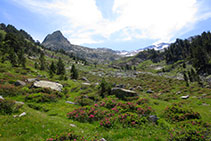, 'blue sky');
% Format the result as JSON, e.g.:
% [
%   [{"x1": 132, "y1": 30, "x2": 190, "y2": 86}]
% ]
[{"x1": 0, "y1": 0, "x2": 211, "y2": 51}]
